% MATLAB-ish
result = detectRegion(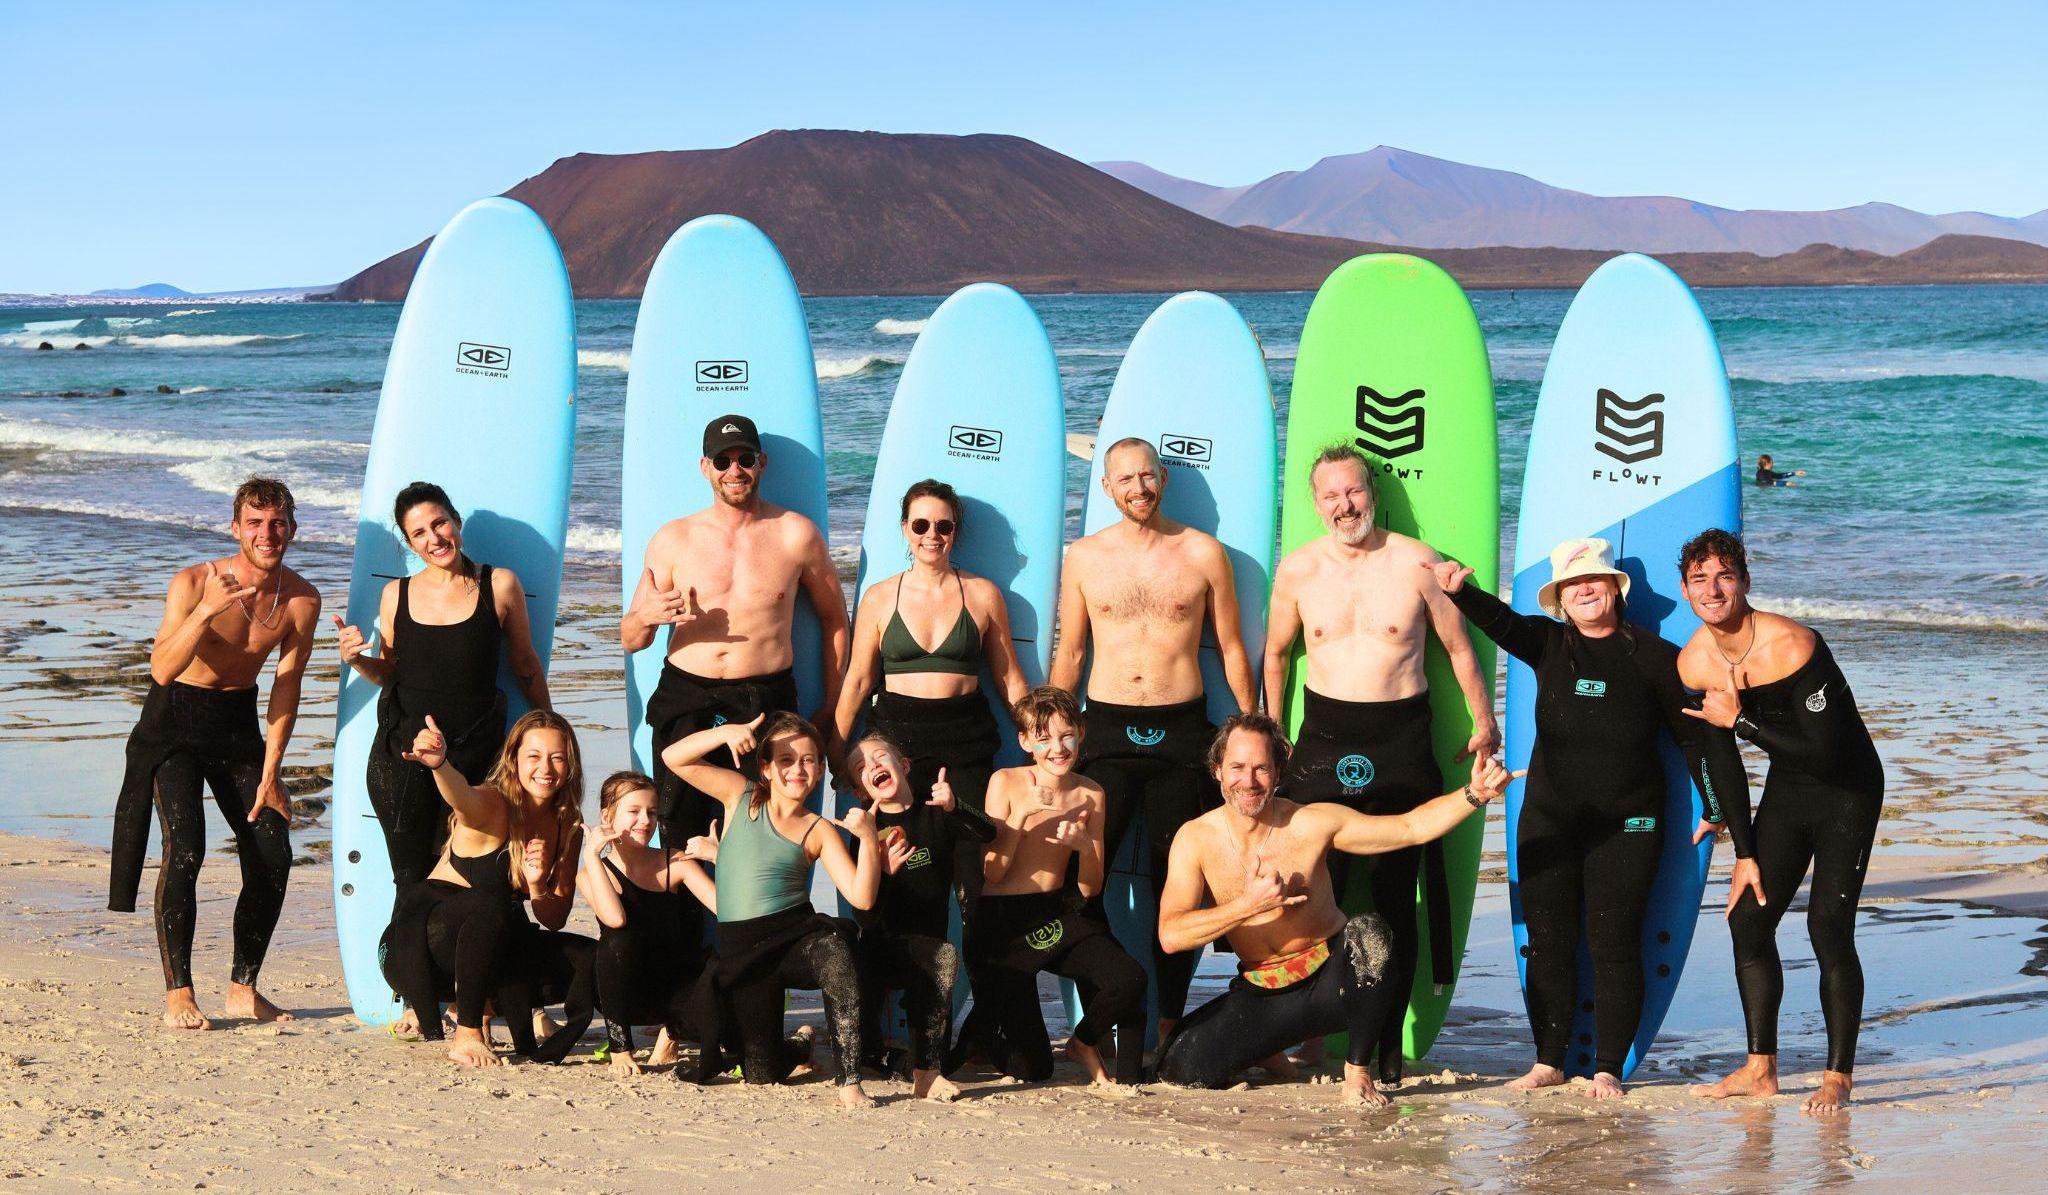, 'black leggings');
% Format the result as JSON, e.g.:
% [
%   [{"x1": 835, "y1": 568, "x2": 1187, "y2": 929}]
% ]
[
  {"x1": 858, "y1": 930, "x2": 960, "y2": 1073},
  {"x1": 1157, "y1": 914, "x2": 1396, "y2": 1088},
  {"x1": 1517, "y1": 797, "x2": 1662, "y2": 1076},
  {"x1": 505, "y1": 928, "x2": 599, "y2": 1064},
  {"x1": 1727, "y1": 775, "x2": 1882, "y2": 1073},
  {"x1": 598, "y1": 927, "x2": 704, "y2": 1055},
  {"x1": 152, "y1": 750, "x2": 292, "y2": 990},
  {"x1": 729, "y1": 927, "x2": 865, "y2": 1086},
  {"x1": 953, "y1": 894, "x2": 1148, "y2": 1084},
  {"x1": 382, "y1": 878, "x2": 516, "y2": 1034}
]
